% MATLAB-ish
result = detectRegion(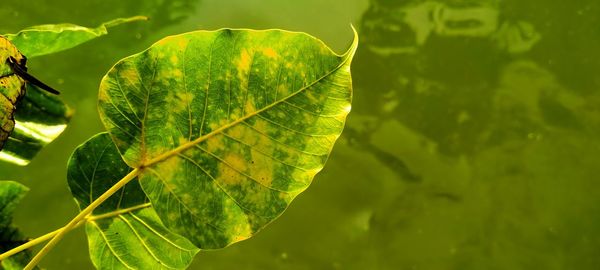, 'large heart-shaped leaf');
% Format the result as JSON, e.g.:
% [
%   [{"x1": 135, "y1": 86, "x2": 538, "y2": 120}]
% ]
[
  {"x1": 0, "y1": 84, "x2": 71, "y2": 166},
  {"x1": 67, "y1": 133, "x2": 198, "y2": 270},
  {"x1": 98, "y1": 28, "x2": 358, "y2": 248},
  {"x1": 4, "y1": 16, "x2": 147, "y2": 58},
  {"x1": 0, "y1": 181, "x2": 35, "y2": 270}
]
